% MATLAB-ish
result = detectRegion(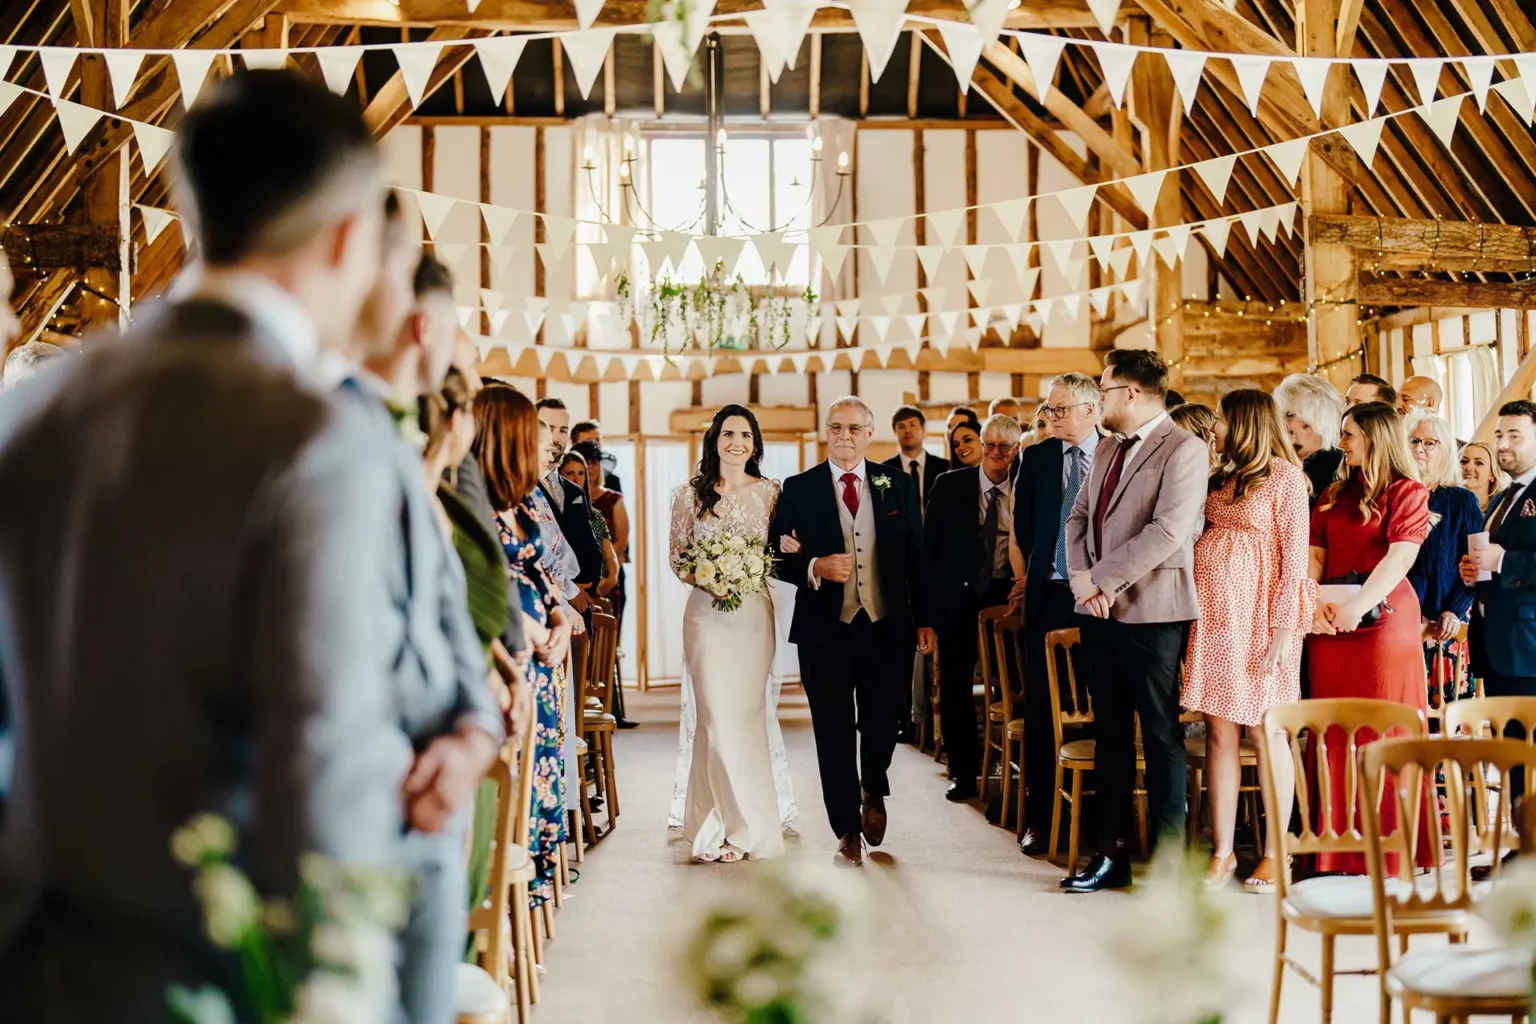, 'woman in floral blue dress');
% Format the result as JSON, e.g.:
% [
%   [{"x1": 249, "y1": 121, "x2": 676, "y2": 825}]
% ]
[{"x1": 474, "y1": 385, "x2": 574, "y2": 907}]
